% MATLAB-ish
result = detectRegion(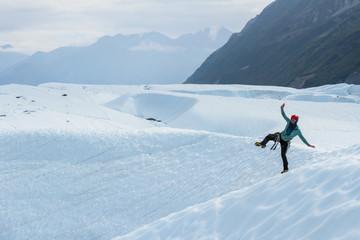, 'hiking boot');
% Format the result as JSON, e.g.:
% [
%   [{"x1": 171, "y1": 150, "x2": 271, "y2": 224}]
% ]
[
  {"x1": 255, "y1": 142, "x2": 266, "y2": 148},
  {"x1": 281, "y1": 169, "x2": 288, "y2": 174}
]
